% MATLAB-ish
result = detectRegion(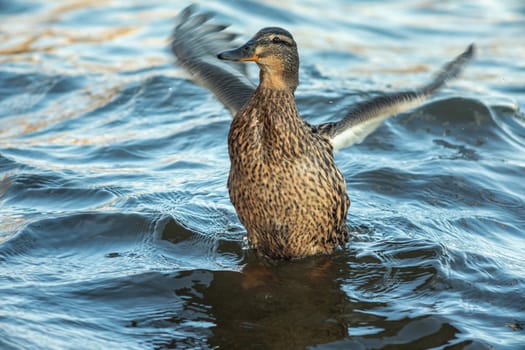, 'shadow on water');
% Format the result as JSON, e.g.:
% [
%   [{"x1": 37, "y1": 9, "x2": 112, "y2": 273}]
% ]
[
  {"x1": 144, "y1": 220, "x2": 492, "y2": 349},
  {"x1": 158, "y1": 258, "x2": 488, "y2": 349}
]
